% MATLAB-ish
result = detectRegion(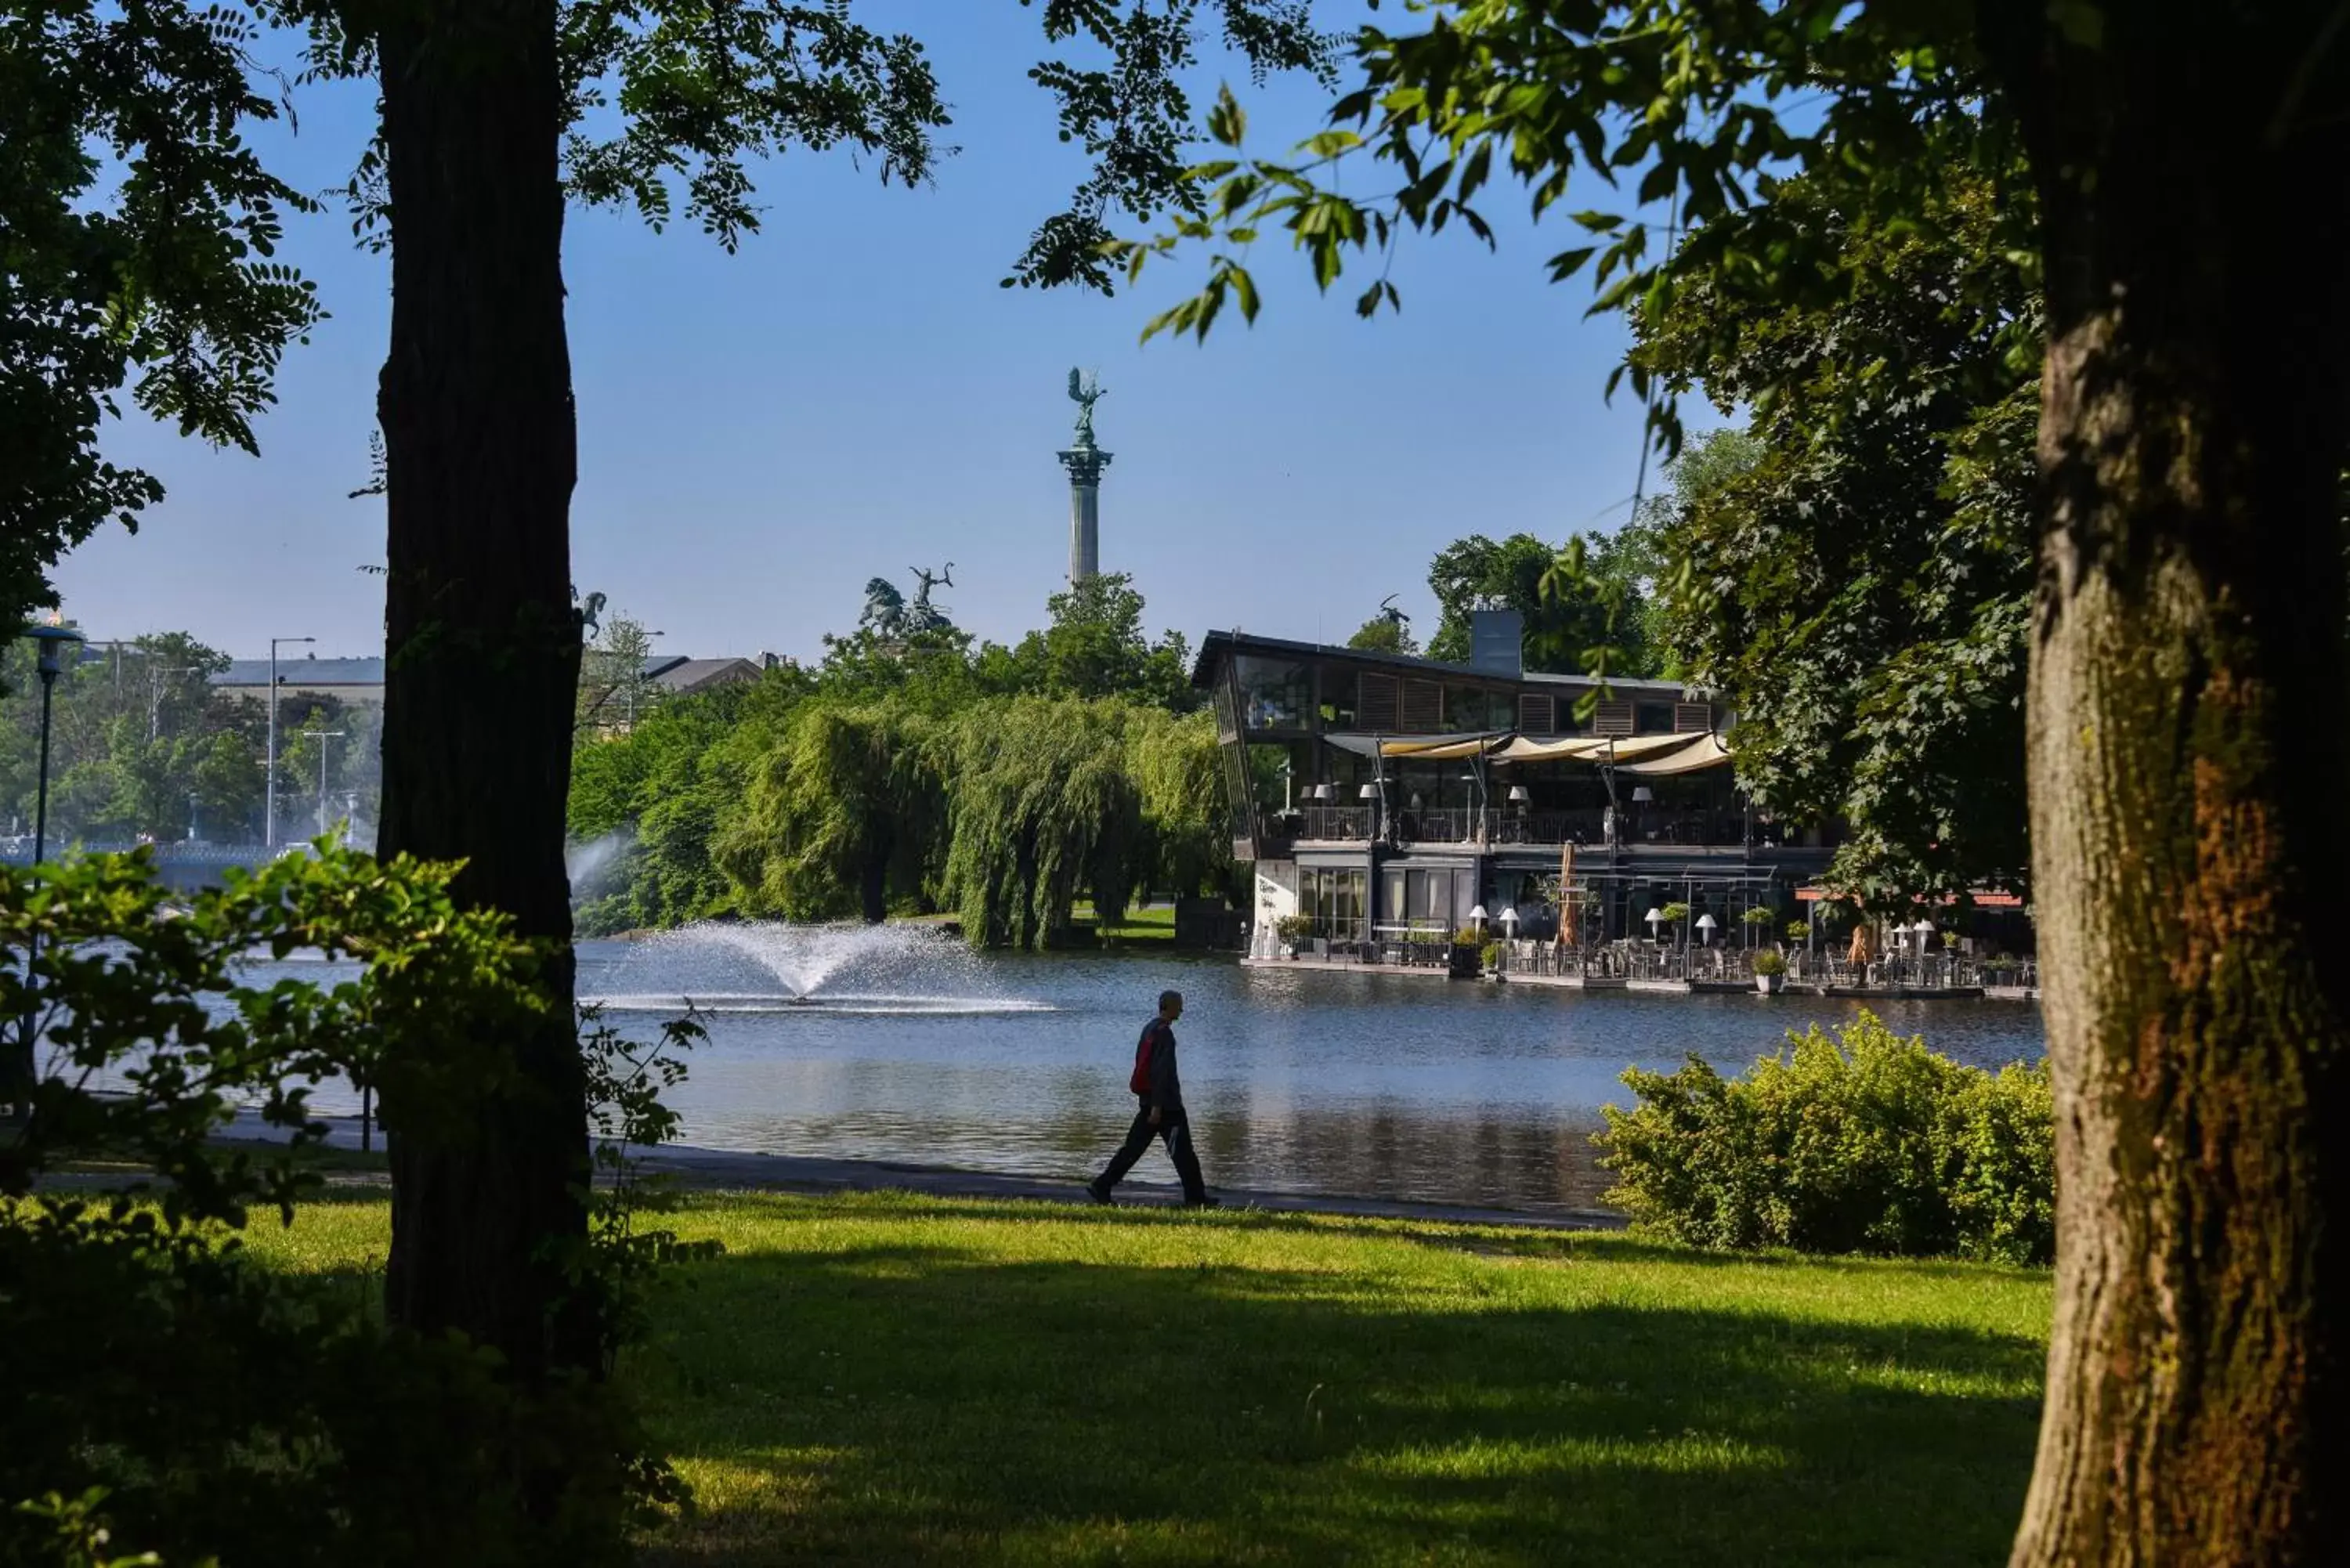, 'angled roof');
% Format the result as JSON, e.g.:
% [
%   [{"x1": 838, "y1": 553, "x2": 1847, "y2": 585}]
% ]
[
  {"x1": 653, "y1": 656, "x2": 762, "y2": 693},
  {"x1": 213, "y1": 656, "x2": 385, "y2": 688},
  {"x1": 1189, "y1": 628, "x2": 1694, "y2": 696}
]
